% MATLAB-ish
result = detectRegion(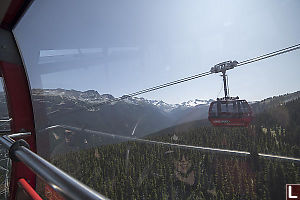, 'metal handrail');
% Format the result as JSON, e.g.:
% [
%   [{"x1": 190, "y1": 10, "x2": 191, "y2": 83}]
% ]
[{"x1": 0, "y1": 135, "x2": 108, "y2": 200}]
